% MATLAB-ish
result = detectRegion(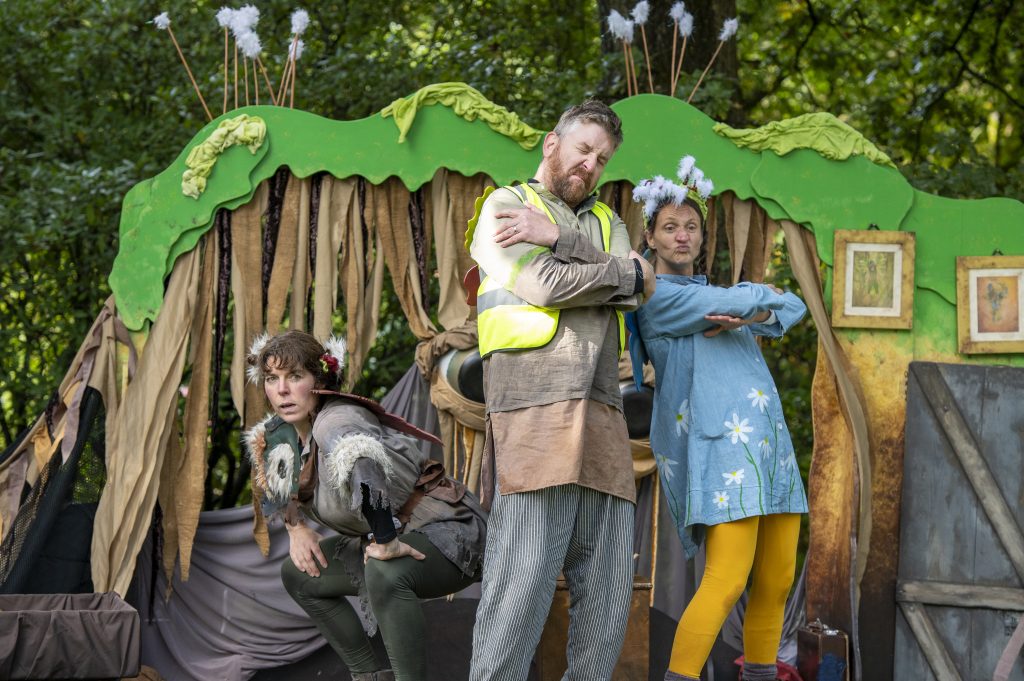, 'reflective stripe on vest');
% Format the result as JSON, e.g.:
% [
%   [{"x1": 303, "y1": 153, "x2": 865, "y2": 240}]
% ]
[{"x1": 469, "y1": 184, "x2": 626, "y2": 357}]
